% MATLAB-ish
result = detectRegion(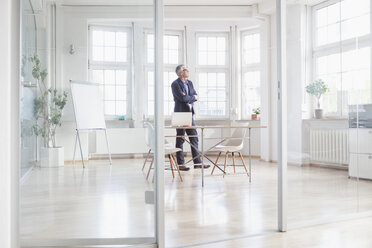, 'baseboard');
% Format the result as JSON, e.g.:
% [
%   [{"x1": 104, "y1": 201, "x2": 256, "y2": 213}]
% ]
[
  {"x1": 64, "y1": 153, "x2": 262, "y2": 163},
  {"x1": 90, "y1": 153, "x2": 147, "y2": 159},
  {"x1": 64, "y1": 153, "x2": 149, "y2": 163},
  {"x1": 64, "y1": 160, "x2": 89, "y2": 164},
  {"x1": 286, "y1": 162, "x2": 348, "y2": 170},
  {"x1": 309, "y1": 163, "x2": 348, "y2": 170},
  {"x1": 242, "y1": 155, "x2": 261, "y2": 159}
]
